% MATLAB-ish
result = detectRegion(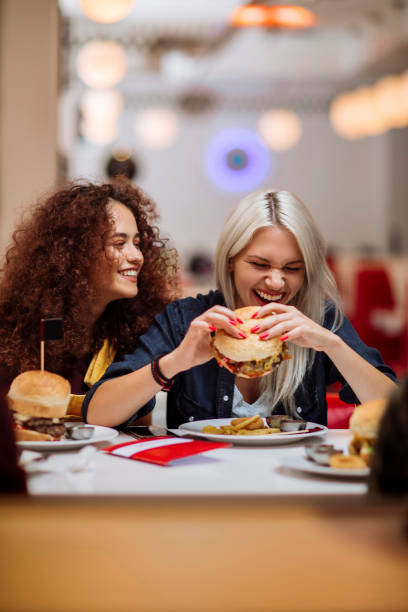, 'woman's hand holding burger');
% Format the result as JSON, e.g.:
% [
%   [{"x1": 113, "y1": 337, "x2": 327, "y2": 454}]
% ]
[
  {"x1": 167, "y1": 306, "x2": 247, "y2": 373},
  {"x1": 90, "y1": 305, "x2": 247, "y2": 426},
  {"x1": 250, "y1": 303, "x2": 337, "y2": 353}
]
